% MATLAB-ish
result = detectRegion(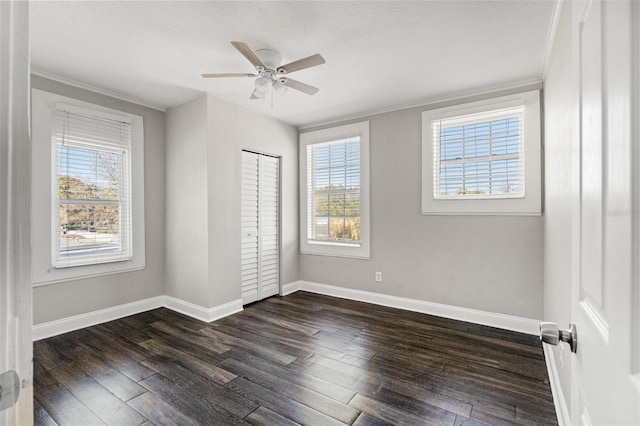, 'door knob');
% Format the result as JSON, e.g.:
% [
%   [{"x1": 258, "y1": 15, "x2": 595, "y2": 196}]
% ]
[{"x1": 540, "y1": 322, "x2": 578, "y2": 353}]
